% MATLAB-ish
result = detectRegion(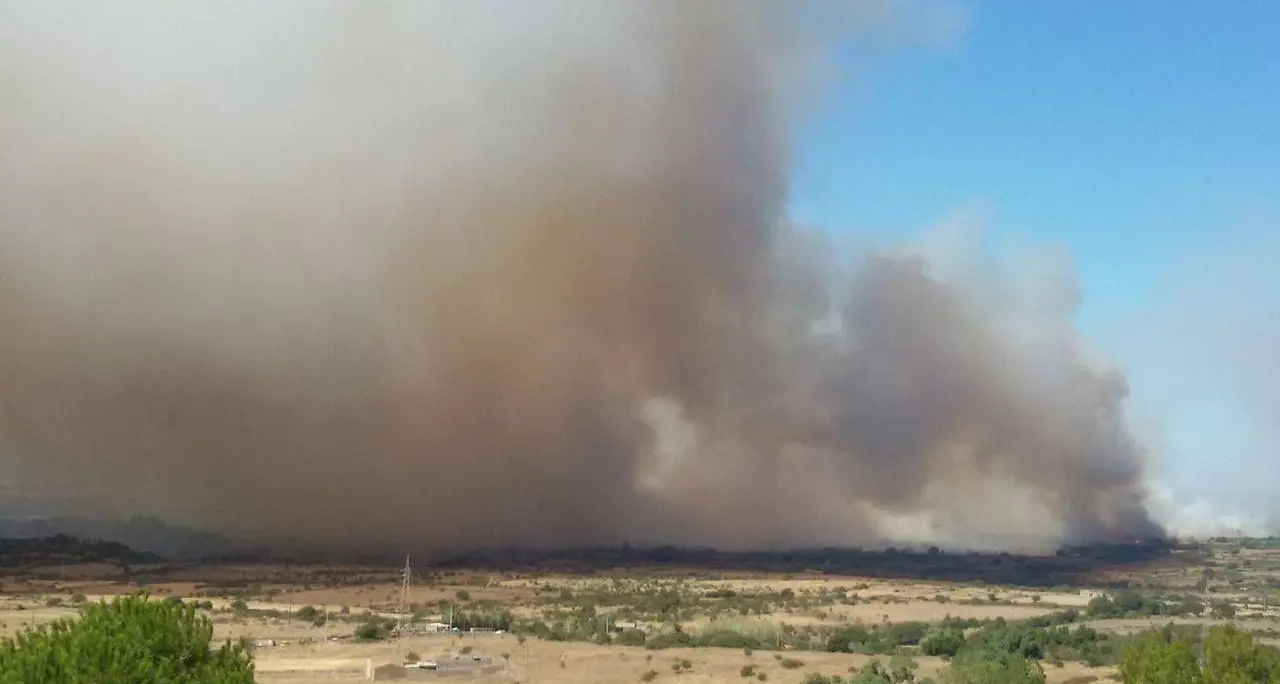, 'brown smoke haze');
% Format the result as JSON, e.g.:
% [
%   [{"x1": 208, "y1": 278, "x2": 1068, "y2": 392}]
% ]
[{"x1": 0, "y1": 1, "x2": 1162, "y2": 552}]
